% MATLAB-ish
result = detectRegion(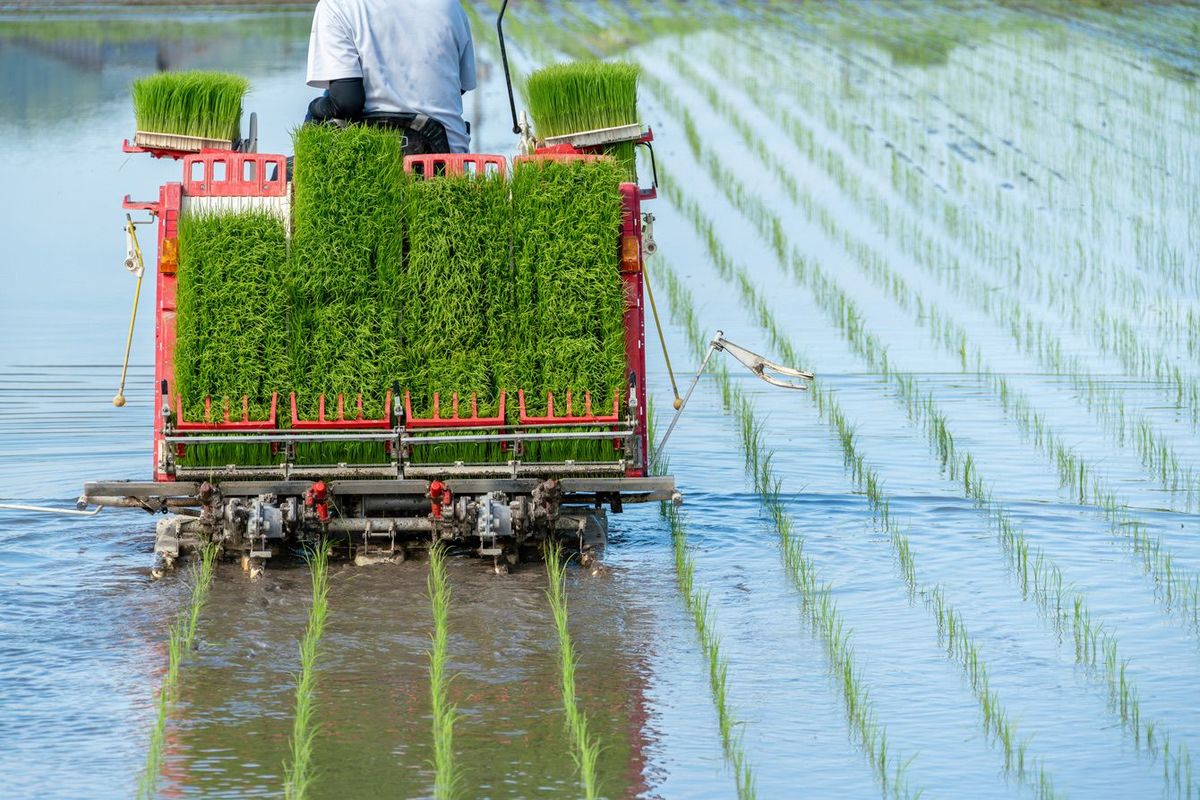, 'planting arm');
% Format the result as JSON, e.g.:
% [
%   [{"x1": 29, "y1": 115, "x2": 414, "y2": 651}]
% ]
[{"x1": 654, "y1": 331, "x2": 812, "y2": 458}]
